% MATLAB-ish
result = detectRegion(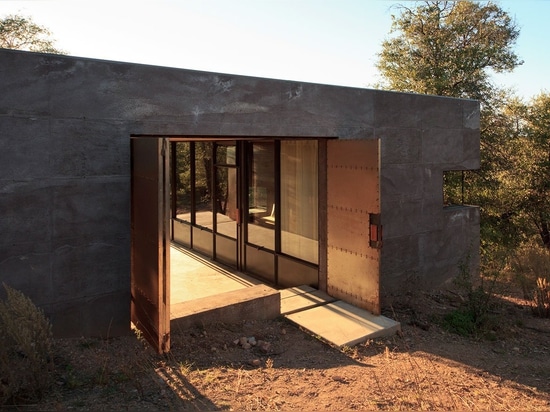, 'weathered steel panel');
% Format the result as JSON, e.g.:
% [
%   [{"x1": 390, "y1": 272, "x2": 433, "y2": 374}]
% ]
[
  {"x1": 327, "y1": 139, "x2": 380, "y2": 314},
  {"x1": 131, "y1": 138, "x2": 170, "y2": 353}
]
